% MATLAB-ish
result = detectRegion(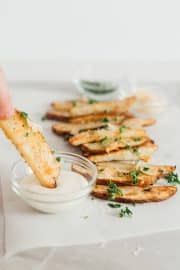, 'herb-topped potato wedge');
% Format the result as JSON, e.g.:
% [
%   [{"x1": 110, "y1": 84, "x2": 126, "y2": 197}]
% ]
[
  {"x1": 69, "y1": 126, "x2": 147, "y2": 146},
  {"x1": 52, "y1": 117, "x2": 155, "y2": 136},
  {"x1": 52, "y1": 121, "x2": 110, "y2": 136},
  {"x1": 88, "y1": 141, "x2": 158, "y2": 163},
  {"x1": 92, "y1": 184, "x2": 177, "y2": 203},
  {"x1": 69, "y1": 113, "x2": 132, "y2": 124},
  {"x1": 96, "y1": 162, "x2": 176, "y2": 186},
  {"x1": 81, "y1": 136, "x2": 150, "y2": 154},
  {"x1": 0, "y1": 110, "x2": 60, "y2": 188},
  {"x1": 47, "y1": 96, "x2": 136, "y2": 120}
]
